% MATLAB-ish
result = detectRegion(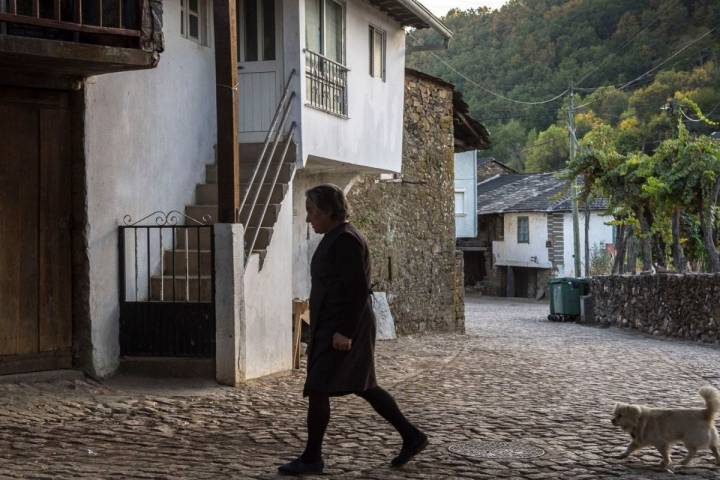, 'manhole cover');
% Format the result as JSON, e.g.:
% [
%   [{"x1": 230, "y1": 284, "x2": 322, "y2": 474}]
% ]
[{"x1": 448, "y1": 441, "x2": 545, "y2": 459}]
